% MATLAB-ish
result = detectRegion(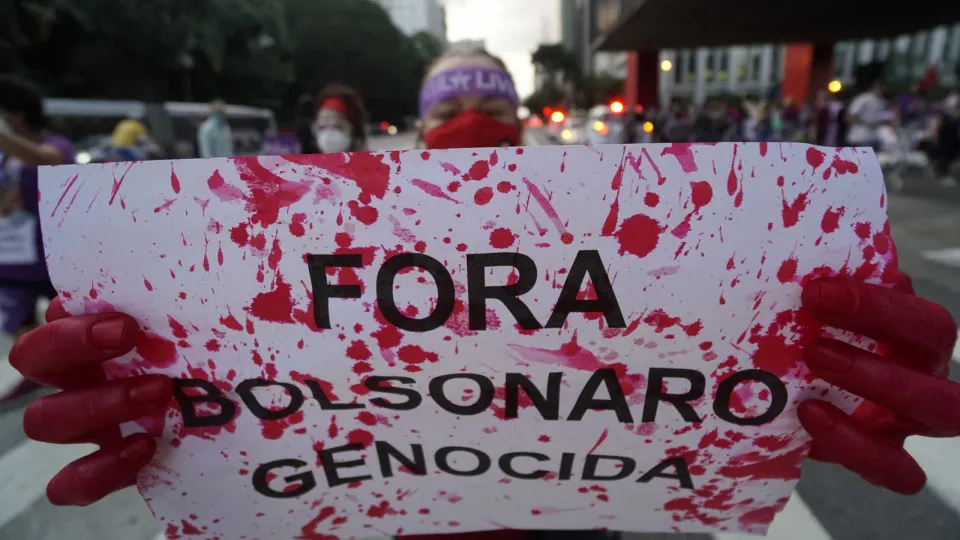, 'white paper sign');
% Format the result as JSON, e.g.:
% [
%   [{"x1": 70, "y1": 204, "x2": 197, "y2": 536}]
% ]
[
  {"x1": 0, "y1": 211, "x2": 38, "y2": 265},
  {"x1": 40, "y1": 144, "x2": 894, "y2": 539}
]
